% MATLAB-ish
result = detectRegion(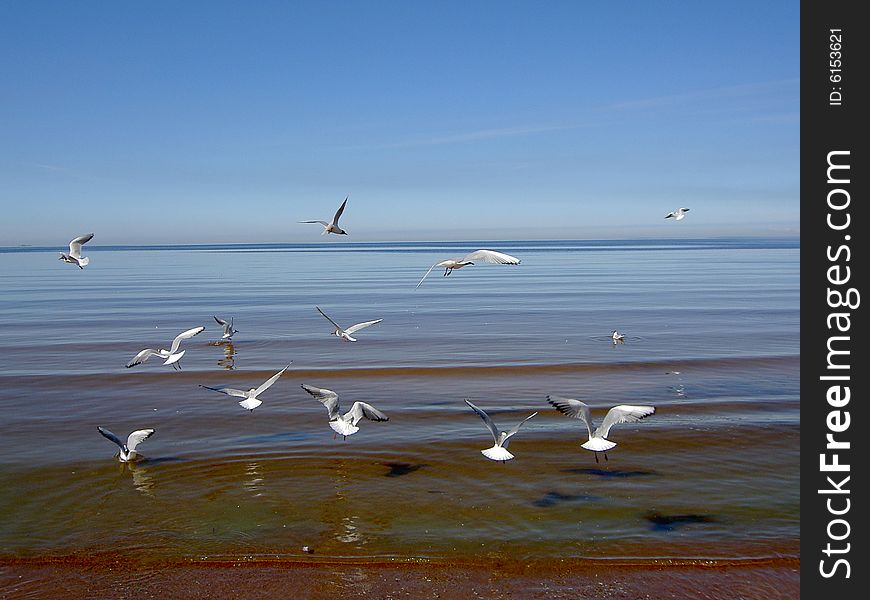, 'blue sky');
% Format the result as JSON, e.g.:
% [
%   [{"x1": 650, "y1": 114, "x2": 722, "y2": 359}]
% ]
[{"x1": 0, "y1": 1, "x2": 799, "y2": 245}]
